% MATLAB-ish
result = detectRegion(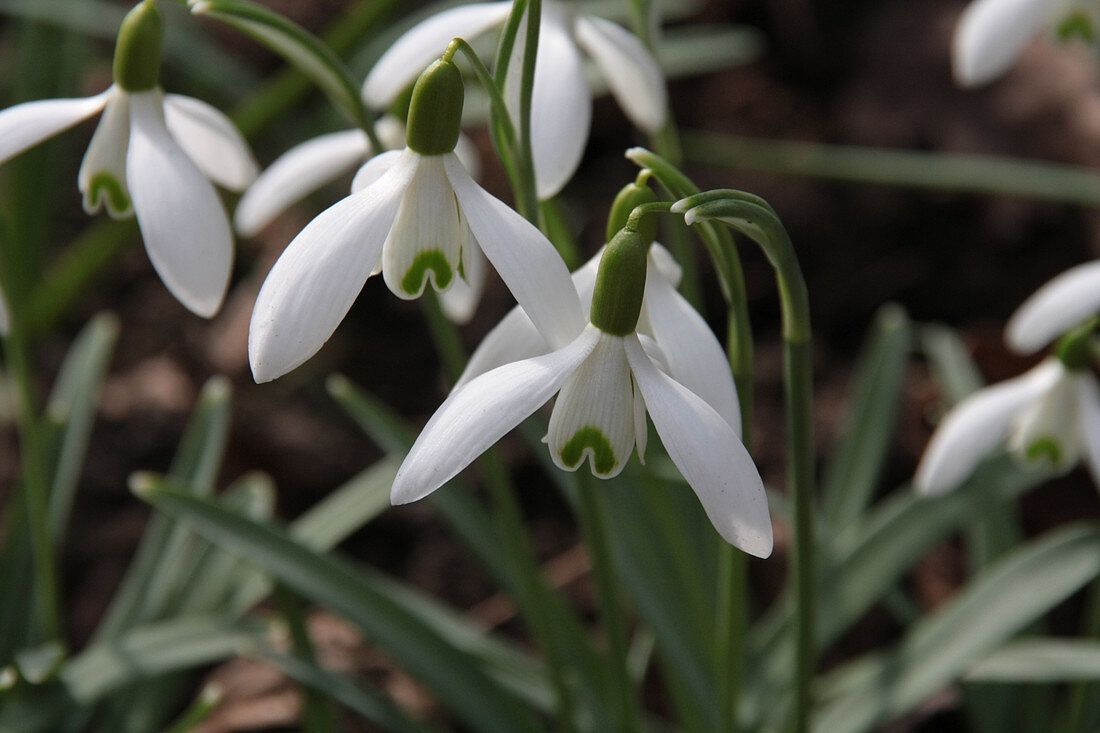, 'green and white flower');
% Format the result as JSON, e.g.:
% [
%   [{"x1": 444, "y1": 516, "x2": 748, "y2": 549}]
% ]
[
  {"x1": 953, "y1": 0, "x2": 1099, "y2": 87},
  {"x1": 363, "y1": 0, "x2": 667, "y2": 199},
  {"x1": 915, "y1": 357, "x2": 1100, "y2": 494},
  {"x1": 1006, "y1": 260, "x2": 1100, "y2": 353}
]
